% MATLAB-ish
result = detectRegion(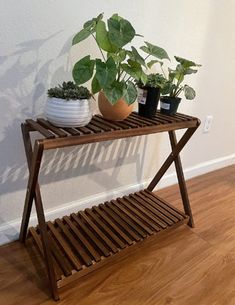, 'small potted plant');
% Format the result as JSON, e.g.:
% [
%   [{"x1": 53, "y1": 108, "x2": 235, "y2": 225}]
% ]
[
  {"x1": 160, "y1": 56, "x2": 201, "y2": 115},
  {"x1": 45, "y1": 81, "x2": 92, "y2": 127},
  {"x1": 72, "y1": 13, "x2": 169, "y2": 121},
  {"x1": 136, "y1": 73, "x2": 166, "y2": 118}
]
